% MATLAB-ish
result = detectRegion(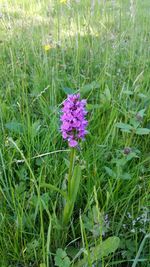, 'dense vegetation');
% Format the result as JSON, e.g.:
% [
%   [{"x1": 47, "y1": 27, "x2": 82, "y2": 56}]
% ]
[{"x1": 0, "y1": 0, "x2": 150, "y2": 266}]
